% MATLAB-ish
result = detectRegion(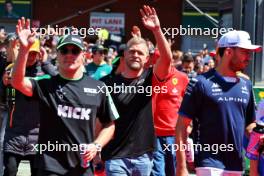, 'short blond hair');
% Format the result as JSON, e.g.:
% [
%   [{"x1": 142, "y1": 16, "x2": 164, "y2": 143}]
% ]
[{"x1": 126, "y1": 37, "x2": 149, "y2": 56}]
